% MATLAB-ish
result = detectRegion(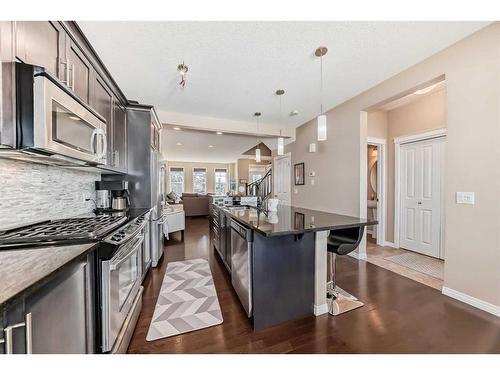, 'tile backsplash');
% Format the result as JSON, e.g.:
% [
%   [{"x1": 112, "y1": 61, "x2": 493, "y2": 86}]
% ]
[{"x1": 0, "y1": 159, "x2": 100, "y2": 230}]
